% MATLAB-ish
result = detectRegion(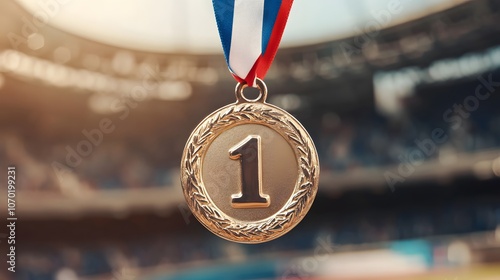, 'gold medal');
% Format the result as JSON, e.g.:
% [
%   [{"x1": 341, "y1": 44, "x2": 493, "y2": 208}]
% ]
[{"x1": 180, "y1": 79, "x2": 319, "y2": 243}]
